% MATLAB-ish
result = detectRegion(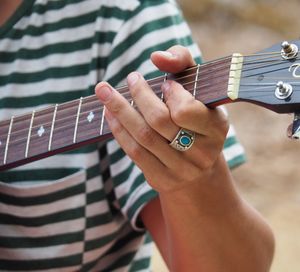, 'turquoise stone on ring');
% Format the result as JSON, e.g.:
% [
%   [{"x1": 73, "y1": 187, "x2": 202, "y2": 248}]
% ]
[
  {"x1": 180, "y1": 135, "x2": 192, "y2": 146},
  {"x1": 169, "y1": 128, "x2": 195, "y2": 151}
]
